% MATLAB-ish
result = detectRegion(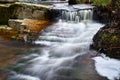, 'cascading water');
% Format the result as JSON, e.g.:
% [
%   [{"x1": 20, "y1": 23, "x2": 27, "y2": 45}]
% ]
[
  {"x1": 7, "y1": 4, "x2": 104, "y2": 80},
  {"x1": 53, "y1": 4, "x2": 94, "y2": 22},
  {"x1": 61, "y1": 9, "x2": 93, "y2": 22}
]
